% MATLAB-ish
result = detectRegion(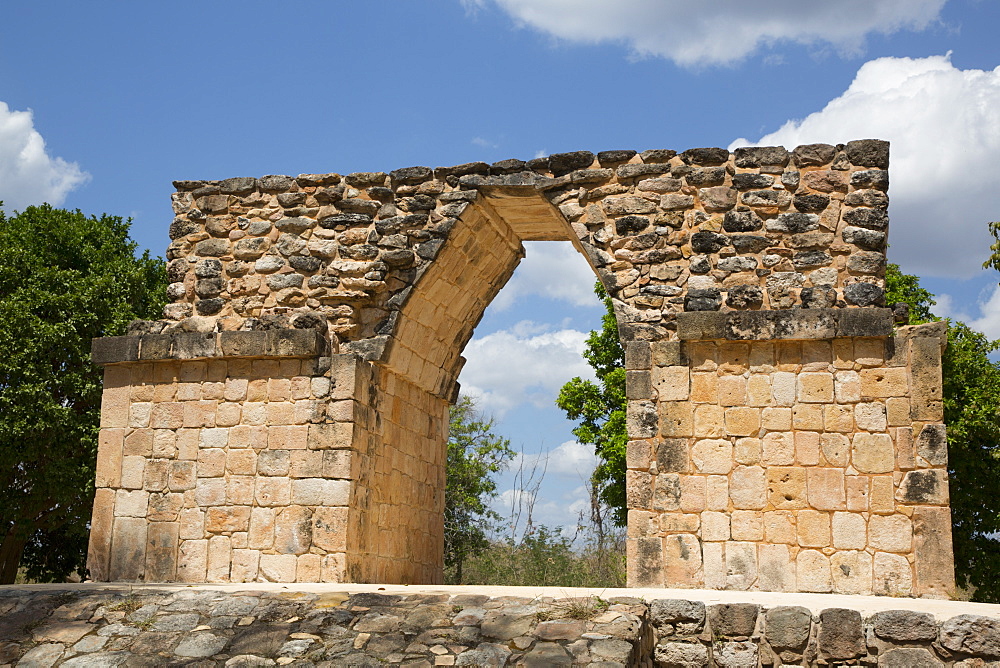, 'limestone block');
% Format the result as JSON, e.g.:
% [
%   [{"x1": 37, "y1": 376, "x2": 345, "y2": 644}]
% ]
[
  {"x1": 151, "y1": 429, "x2": 177, "y2": 458},
  {"x1": 227, "y1": 476, "x2": 255, "y2": 505},
  {"x1": 832, "y1": 512, "x2": 867, "y2": 549},
  {"x1": 798, "y1": 372, "x2": 834, "y2": 403},
  {"x1": 257, "y1": 449, "x2": 291, "y2": 476},
  {"x1": 656, "y1": 438, "x2": 689, "y2": 473},
  {"x1": 259, "y1": 554, "x2": 298, "y2": 583},
  {"x1": 892, "y1": 426, "x2": 916, "y2": 470},
  {"x1": 767, "y1": 468, "x2": 807, "y2": 509},
  {"x1": 179, "y1": 507, "x2": 205, "y2": 540},
  {"x1": 855, "y1": 402, "x2": 887, "y2": 431},
  {"x1": 196, "y1": 448, "x2": 226, "y2": 478},
  {"x1": 913, "y1": 506, "x2": 957, "y2": 598},
  {"x1": 718, "y1": 375, "x2": 747, "y2": 406},
  {"x1": 823, "y1": 404, "x2": 854, "y2": 433},
  {"x1": 628, "y1": 510, "x2": 655, "y2": 537},
  {"x1": 860, "y1": 367, "x2": 908, "y2": 398},
  {"x1": 653, "y1": 474, "x2": 682, "y2": 511},
  {"x1": 870, "y1": 476, "x2": 895, "y2": 514},
  {"x1": 145, "y1": 521, "x2": 179, "y2": 582},
  {"x1": 249, "y1": 507, "x2": 275, "y2": 550},
  {"x1": 274, "y1": 506, "x2": 313, "y2": 555},
  {"x1": 898, "y1": 469, "x2": 949, "y2": 505},
  {"x1": 706, "y1": 475, "x2": 729, "y2": 511},
  {"x1": 663, "y1": 534, "x2": 703, "y2": 587},
  {"x1": 120, "y1": 455, "x2": 146, "y2": 490},
  {"x1": 691, "y1": 439, "x2": 733, "y2": 474},
  {"x1": 659, "y1": 512, "x2": 700, "y2": 533},
  {"x1": 693, "y1": 405, "x2": 725, "y2": 438},
  {"x1": 762, "y1": 432, "x2": 794, "y2": 466},
  {"x1": 703, "y1": 541, "x2": 725, "y2": 589},
  {"x1": 226, "y1": 449, "x2": 257, "y2": 476},
  {"x1": 660, "y1": 401, "x2": 694, "y2": 438},
  {"x1": 758, "y1": 544, "x2": 795, "y2": 592},
  {"x1": 177, "y1": 539, "x2": 208, "y2": 582},
  {"x1": 701, "y1": 511, "x2": 730, "y2": 542},
  {"x1": 869, "y1": 514, "x2": 913, "y2": 553},
  {"x1": 312, "y1": 506, "x2": 348, "y2": 552},
  {"x1": 627, "y1": 537, "x2": 663, "y2": 587},
  {"x1": 747, "y1": 375, "x2": 771, "y2": 407},
  {"x1": 231, "y1": 549, "x2": 260, "y2": 583},
  {"x1": 830, "y1": 551, "x2": 873, "y2": 595},
  {"x1": 195, "y1": 478, "x2": 227, "y2": 506},
  {"x1": 625, "y1": 470, "x2": 653, "y2": 509},
  {"x1": 910, "y1": 336, "x2": 944, "y2": 420},
  {"x1": 730, "y1": 466, "x2": 766, "y2": 510},
  {"x1": 321, "y1": 553, "x2": 346, "y2": 583},
  {"x1": 817, "y1": 608, "x2": 865, "y2": 661},
  {"x1": 308, "y1": 422, "x2": 354, "y2": 450},
  {"x1": 114, "y1": 489, "x2": 149, "y2": 517},
  {"x1": 834, "y1": 370, "x2": 861, "y2": 403},
  {"x1": 123, "y1": 428, "x2": 153, "y2": 457},
  {"x1": 796, "y1": 550, "x2": 832, "y2": 593},
  {"x1": 87, "y1": 488, "x2": 115, "y2": 581},
  {"x1": 795, "y1": 431, "x2": 821, "y2": 465},
  {"x1": 764, "y1": 511, "x2": 796, "y2": 544},
  {"x1": 915, "y1": 424, "x2": 948, "y2": 466},
  {"x1": 206, "y1": 506, "x2": 251, "y2": 534},
  {"x1": 730, "y1": 511, "x2": 763, "y2": 541},
  {"x1": 95, "y1": 428, "x2": 124, "y2": 488},
  {"x1": 653, "y1": 366, "x2": 689, "y2": 401},
  {"x1": 679, "y1": 476, "x2": 707, "y2": 512},
  {"x1": 761, "y1": 408, "x2": 791, "y2": 433},
  {"x1": 255, "y1": 477, "x2": 291, "y2": 507},
  {"x1": 207, "y1": 535, "x2": 232, "y2": 581},
  {"x1": 725, "y1": 541, "x2": 758, "y2": 590},
  {"x1": 846, "y1": 475, "x2": 869, "y2": 511},
  {"x1": 772, "y1": 372, "x2": 796, "y2": 406},
  {"x1": 627, "y1": 400, "x2": 658, "y2": 439},
  {"x1": 820, "y1": 433, "x2": 849, "y2": 467},
  {"x1": 797, "y1": 510, "x2": 831, "y2": 547},
  {"x1": 852, "y1": 433, "x2": 894, "y2": 473},
  {"x1": 724, "y1": 407, "x2": 759, "y2": 437},
  {"x1": 807, "y1": 468, "x2": 845, "y2": 510},
  {"x1": 873, "y1": 552, "x2": 912, "y2": 596},
  {"x1": 792, "y1": 404, "x2": 823, "y2": 430},
  {"x1": 734, "y1": 438, "x2": 761, "y2": 465}
]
